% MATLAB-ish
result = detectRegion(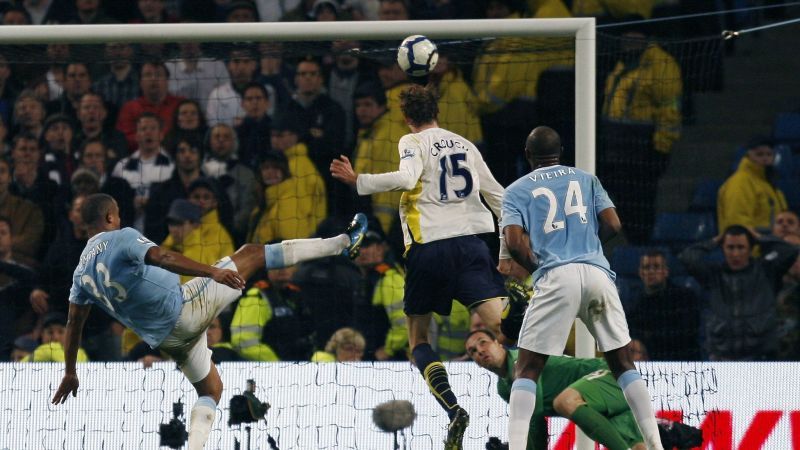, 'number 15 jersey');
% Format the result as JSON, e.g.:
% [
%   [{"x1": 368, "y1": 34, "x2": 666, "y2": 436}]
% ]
[
  {"x1": 356, "y1": 127, "x2": 505, "y2": 251},
  {"x1": 69, "y1": 227, "x2": 183, "y2": 347},
  {"x1": 501, "y1": 165, "x2": 616, "y2": 283}
]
